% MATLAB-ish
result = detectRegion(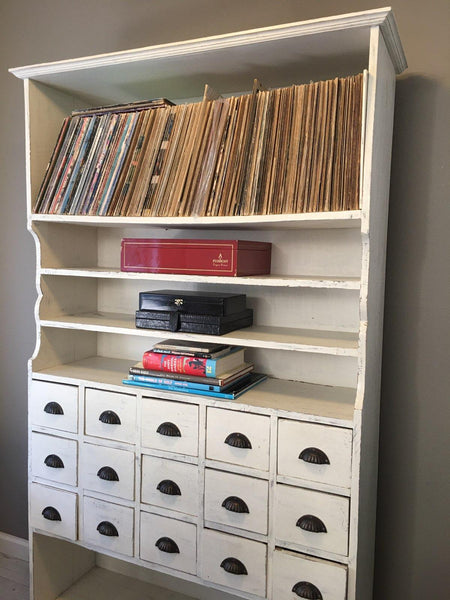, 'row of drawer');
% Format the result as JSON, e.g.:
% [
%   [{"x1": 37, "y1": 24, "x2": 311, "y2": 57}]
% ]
[
  {"x1": 32, "y1": 433, "x2": 349, "y2": 557},
  {"x1": 31, "y1": 483, "x2": 347, "y2": 599},
  {"x1": 32, "y1": 380, "x2": 353, "y2": 488}
]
